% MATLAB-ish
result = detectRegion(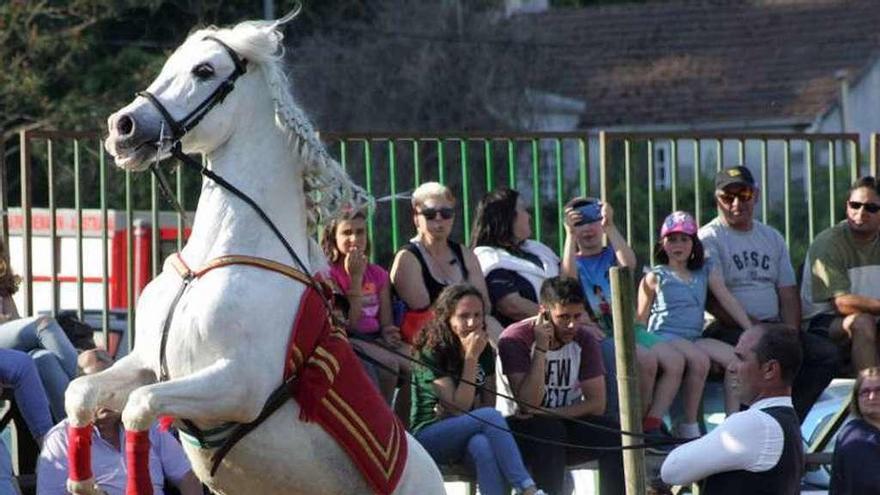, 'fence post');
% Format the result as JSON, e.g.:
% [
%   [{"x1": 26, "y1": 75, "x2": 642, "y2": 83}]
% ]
[
  {"x1": 0, "y1": 138, "x2": 7, "y2": 252},
  {"x1": 19, "y1": 130, "x2": 33, "y2": 316},
  {"x1": 610, "y1": 266, "x2": 646, "y2": 495}
]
